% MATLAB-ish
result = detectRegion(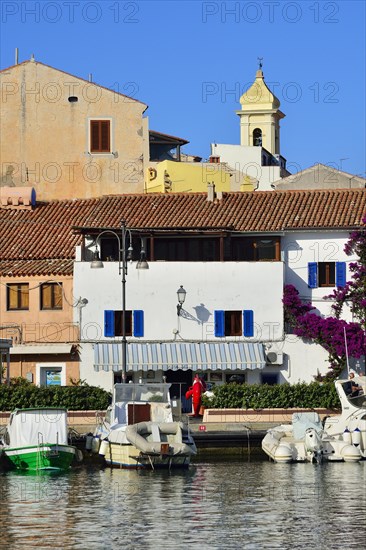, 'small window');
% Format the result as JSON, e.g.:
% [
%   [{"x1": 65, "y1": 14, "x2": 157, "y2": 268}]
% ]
[
  {"x1": 40, "y1": 283, "x2": 63, "y2": 310},
  {"x1": 318, "y1": 262, "x2": 335, "y2": 287},
  {"x1": 7, "y1": 283, "x2": 29, "y2": 310},
  {"x1": 253, "y1": 128, "x2": 262, "y2": 146},
  {"x1": 114, "y1": 311, "x2": 132, "y2": 337},
  {"x1": 225, "y1": 311, "x2": 242, "y2": 336},
  {"x1": 90, "y1": 120, "x2": 111, "y2": 153},
  {"x1": 254, "y1": 239, "x2": 279, "y2": 261},
  {"x1": 214, "y1": 310, "x2": 254, "y2": 337},
  {"x1": 308, "y1": 262, "x2": 345, "y2": 288},
  {"x1": 104, "y1": 310, "x2": 144, "y2": 337}
]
